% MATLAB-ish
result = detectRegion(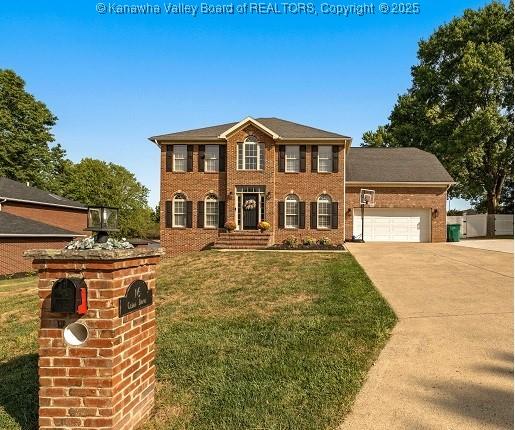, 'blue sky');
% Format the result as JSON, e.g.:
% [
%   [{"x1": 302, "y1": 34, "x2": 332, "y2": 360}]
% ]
[{"x1": 1, "y1": 0, "x2": 496, "y2": 208}]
